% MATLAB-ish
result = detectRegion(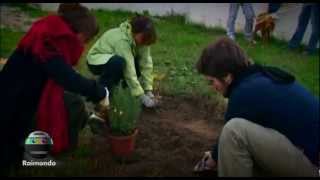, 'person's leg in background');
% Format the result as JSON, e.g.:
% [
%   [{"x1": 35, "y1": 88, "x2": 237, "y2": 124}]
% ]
[
  {"x1": 227, "y1": 3, "x2": 240, "y2": 41},
  {"x1": 217, "y1": 118, "x2": 317, "y2": 177},
  {"x1": 242, "y1": 3, "x2": 255, "y2": 42},
  {"x1": 268, "y1": 3, "x2": 281, "y2": 14},
  {"x1": 288, "y1": 4, "x2": 312, "y2": 50},
  {"x1": 306, "y1": 4, "x2": 319, "y2": 55}
]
